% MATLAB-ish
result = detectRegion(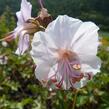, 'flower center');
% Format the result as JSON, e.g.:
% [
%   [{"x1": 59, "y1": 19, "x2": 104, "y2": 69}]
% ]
[
  {"x1": 47, "y1": 49, "x2": 93, "y2": 90},
  {"x1": 58, "y1": 49, "x2": 77, "y2": 60},
  {"x1": 44, "y1": 49, "x2": 92, "y2": 90},
  {"x1": 57, "y1": 49, "x2": 81, "y2": 70},
  {"x1": 47, "y1": 49, "x2": 83, "y2": 89}
]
